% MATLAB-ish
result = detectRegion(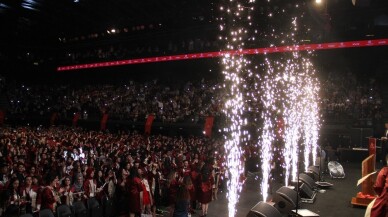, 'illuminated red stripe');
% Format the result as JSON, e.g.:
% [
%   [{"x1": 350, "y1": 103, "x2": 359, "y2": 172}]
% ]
[{"x1": 57, "y1": 39, "x2": 388, "y2": 71}]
